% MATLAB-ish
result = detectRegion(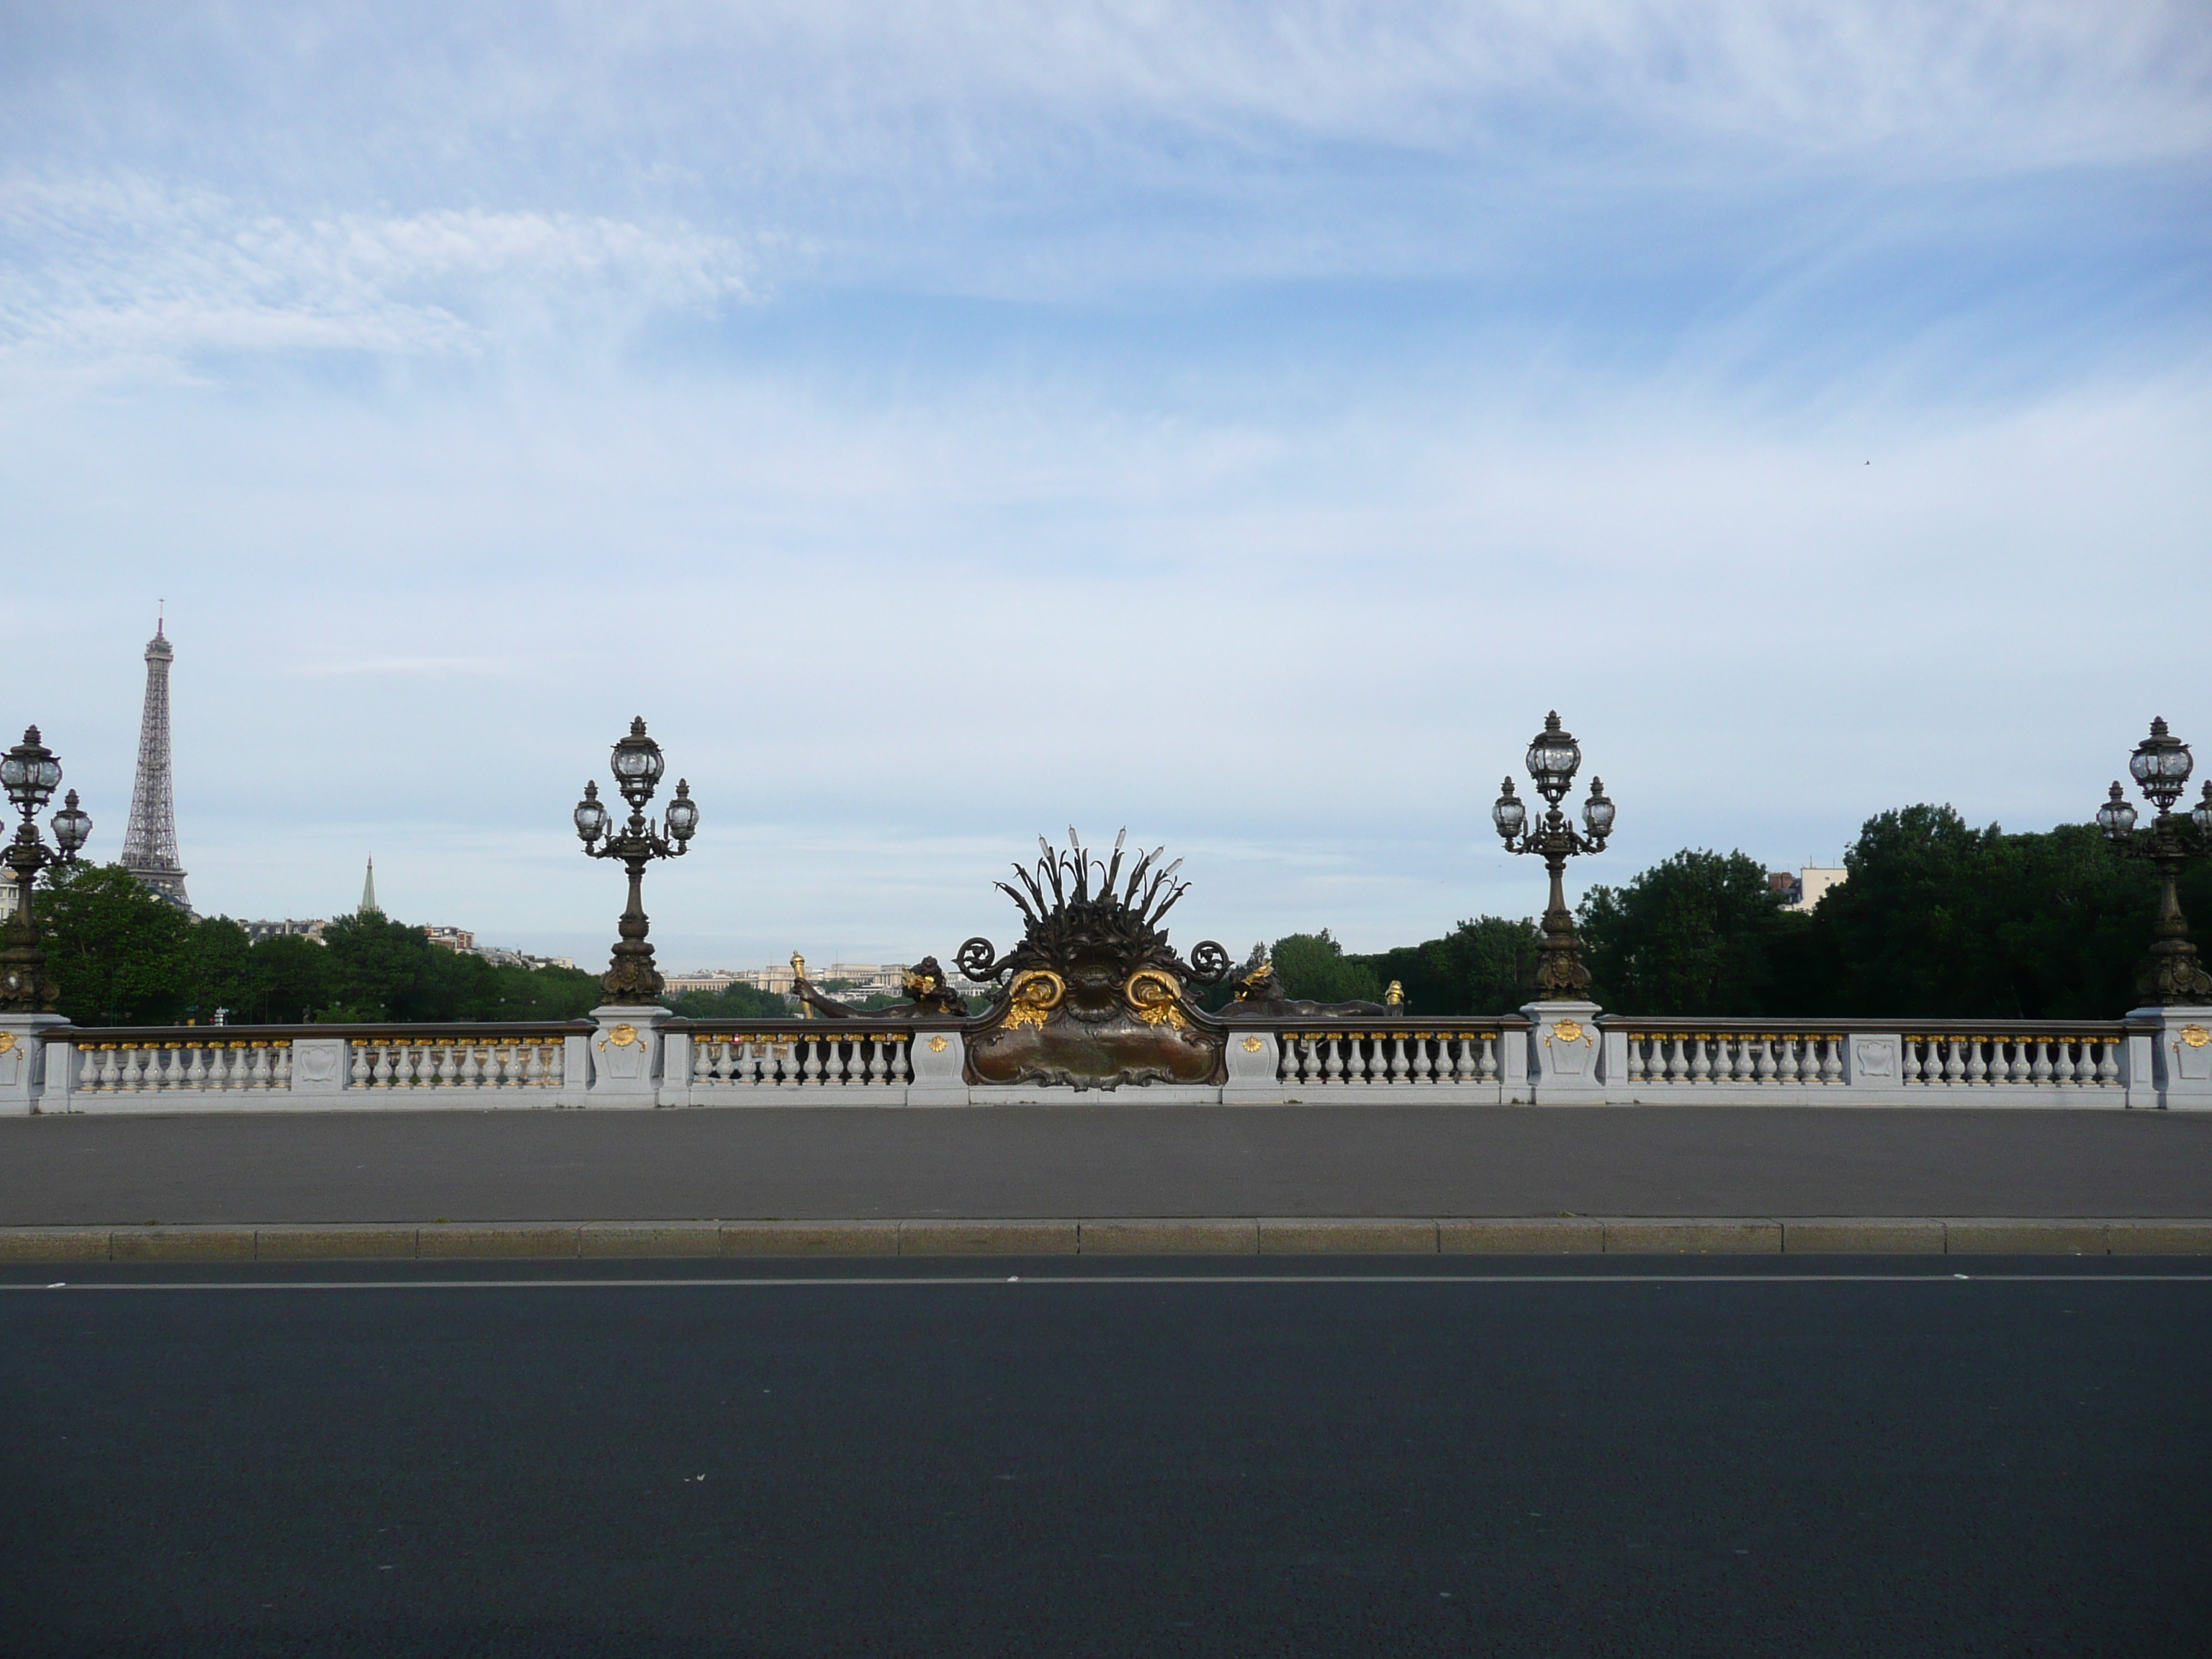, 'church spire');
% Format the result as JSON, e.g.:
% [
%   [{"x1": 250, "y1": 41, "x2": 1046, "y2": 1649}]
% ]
[{"x1": 360, "y1": 856, "x2": 379, "y2": 917}]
